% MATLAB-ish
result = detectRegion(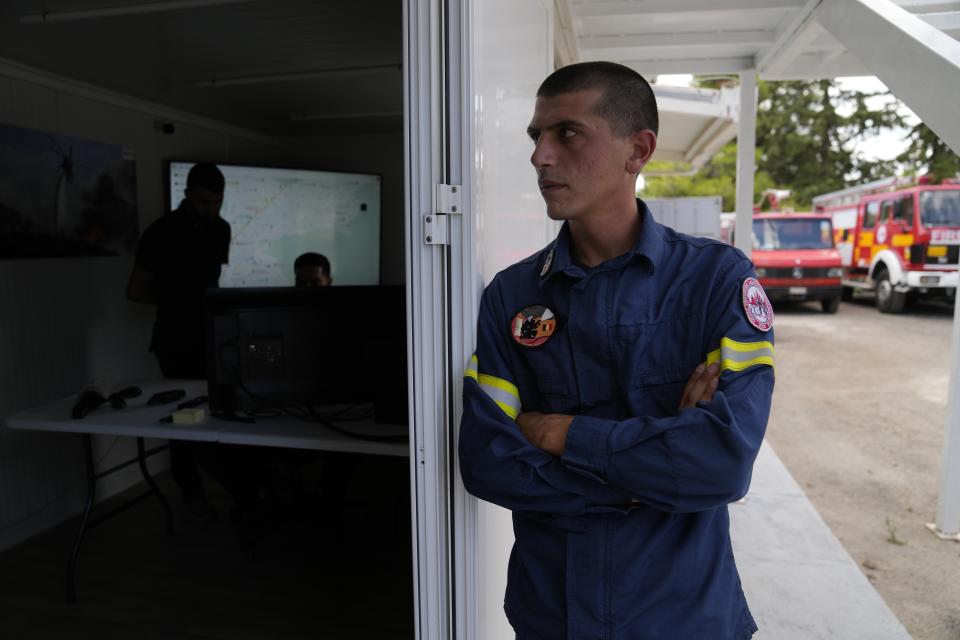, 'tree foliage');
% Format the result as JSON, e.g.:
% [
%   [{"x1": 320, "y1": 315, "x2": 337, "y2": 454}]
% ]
[
  {"x1": 897, "y1": 122, "x2": 960, "y2": 182},
  {"x1": 755, "y1": 79, "x2": 901, "y2": 204},
  {"x1": 642, "y1": 144, "x2": 773, "y2": 212},
  {"x1": 642, "y1": 78, "x2": 918, "y2": 210}
]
